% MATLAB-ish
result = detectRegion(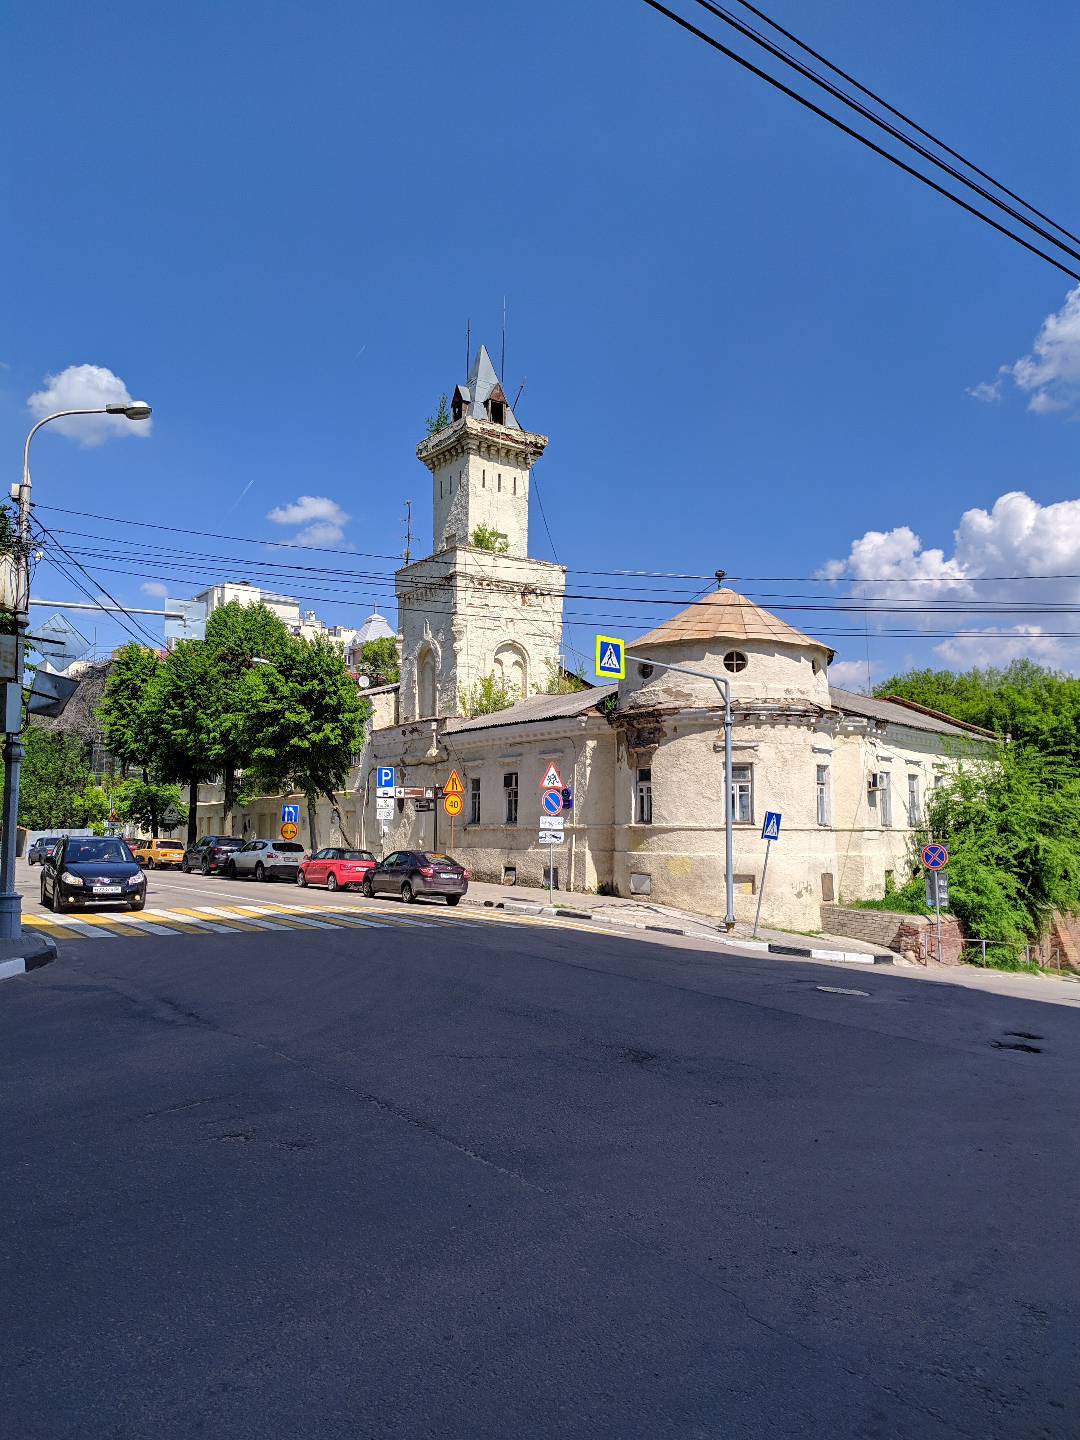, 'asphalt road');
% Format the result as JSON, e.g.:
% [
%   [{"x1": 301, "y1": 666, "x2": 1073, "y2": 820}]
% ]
[{"x1": 2, "y1": 863, "x2": 1078, "y2": 1438}]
